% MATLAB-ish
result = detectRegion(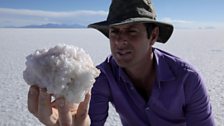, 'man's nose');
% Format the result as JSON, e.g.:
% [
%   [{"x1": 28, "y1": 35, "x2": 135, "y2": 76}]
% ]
[{"x1": 115, "y1": 32, "x2": 128, "y2": 46}]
